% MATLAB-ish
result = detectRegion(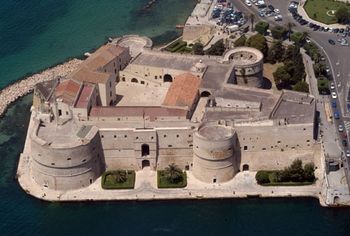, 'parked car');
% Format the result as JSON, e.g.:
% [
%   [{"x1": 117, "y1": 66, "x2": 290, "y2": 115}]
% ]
[
  {"x1": 331, "y1": 100, "x2": 337, "y2": 108},
  {"x1": 331, "y1": 92, "x2": 337, "y2": 99},
  {"x1": 342, "y1": 139, "x2": 348, "y2": 147},
  {"x1": 346, "y1": 150, "x2": 350, "y2": 158},
  {"x1": 339, "y1": 124, "x2": 344, "y2": 132},
  {"x1": 328, "y1": 39, "x2": 336, "y2": 45},
  {"x1": 330, "y1": 82, "x2": 335, "y2": 90},
  {"x1": 334, "y1": 111, "x2": 340, "y2": 119}
]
